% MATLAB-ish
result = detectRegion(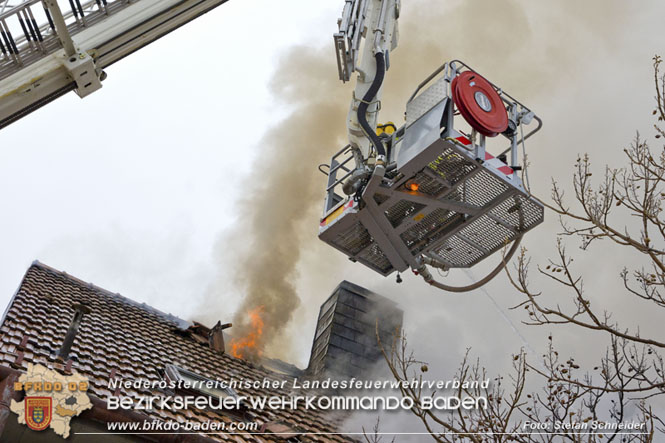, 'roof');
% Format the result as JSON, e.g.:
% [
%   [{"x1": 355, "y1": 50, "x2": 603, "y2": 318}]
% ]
[{"x1": 0, "y1": 262, "x2": 352, "y2": 442}]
